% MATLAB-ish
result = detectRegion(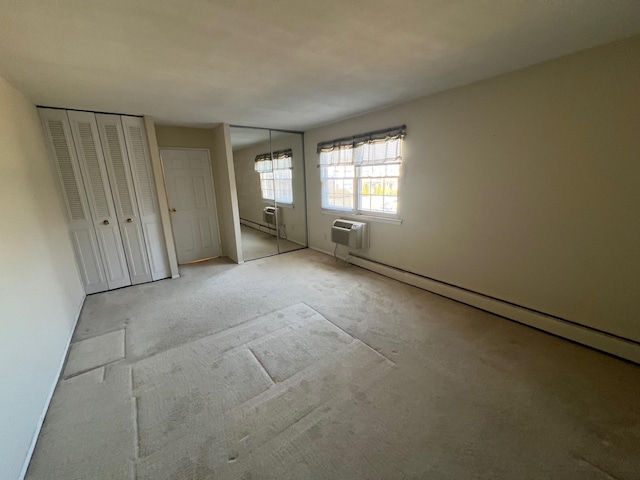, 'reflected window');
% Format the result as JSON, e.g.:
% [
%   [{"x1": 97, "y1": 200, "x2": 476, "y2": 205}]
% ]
[{"x1": 254, "y1": 149, "x2": 293, "y2": 204}]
